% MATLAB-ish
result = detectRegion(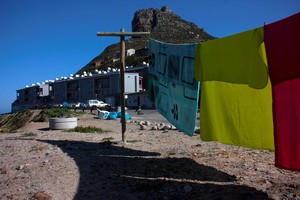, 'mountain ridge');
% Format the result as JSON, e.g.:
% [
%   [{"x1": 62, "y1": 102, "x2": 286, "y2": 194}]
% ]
[{"x1": 76, "y1": 6, "x2": 216, "y2": 75}]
